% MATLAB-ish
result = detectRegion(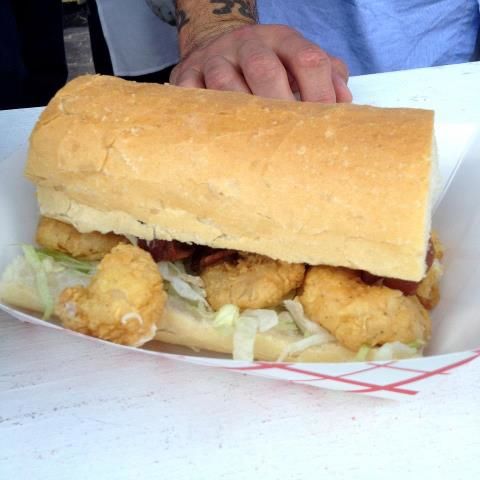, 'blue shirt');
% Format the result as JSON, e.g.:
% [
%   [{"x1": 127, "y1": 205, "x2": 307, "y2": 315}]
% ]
[{"x1": 258, "y1": 0, "x2": 480, "y2": 75}]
